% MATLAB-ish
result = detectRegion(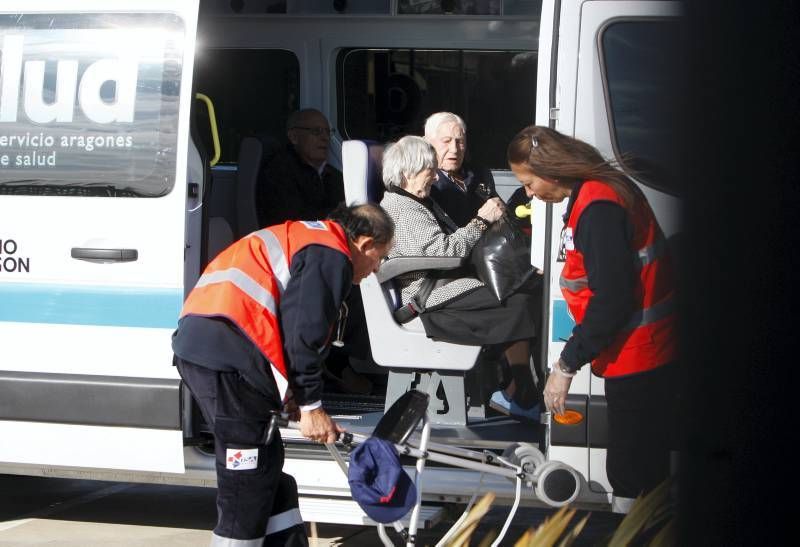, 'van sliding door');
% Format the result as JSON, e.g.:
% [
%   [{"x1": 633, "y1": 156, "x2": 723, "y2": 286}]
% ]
[
  {"x1": 0, "y1": 0, "x2": 199, "y2": 474},
  {"x1": 546, "y1": 0, "x2": 683, "y2": 495},
  {"x1": 575, "y1": 0, "x2": 683, "y2": 494}
]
